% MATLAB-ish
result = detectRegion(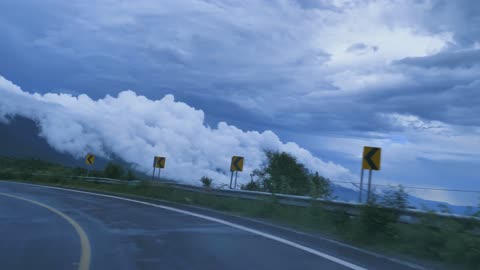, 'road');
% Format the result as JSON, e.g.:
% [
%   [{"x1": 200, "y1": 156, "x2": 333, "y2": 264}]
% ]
[{"x1": 0, "y1": 181, "x2": 425, "y2": 270}]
